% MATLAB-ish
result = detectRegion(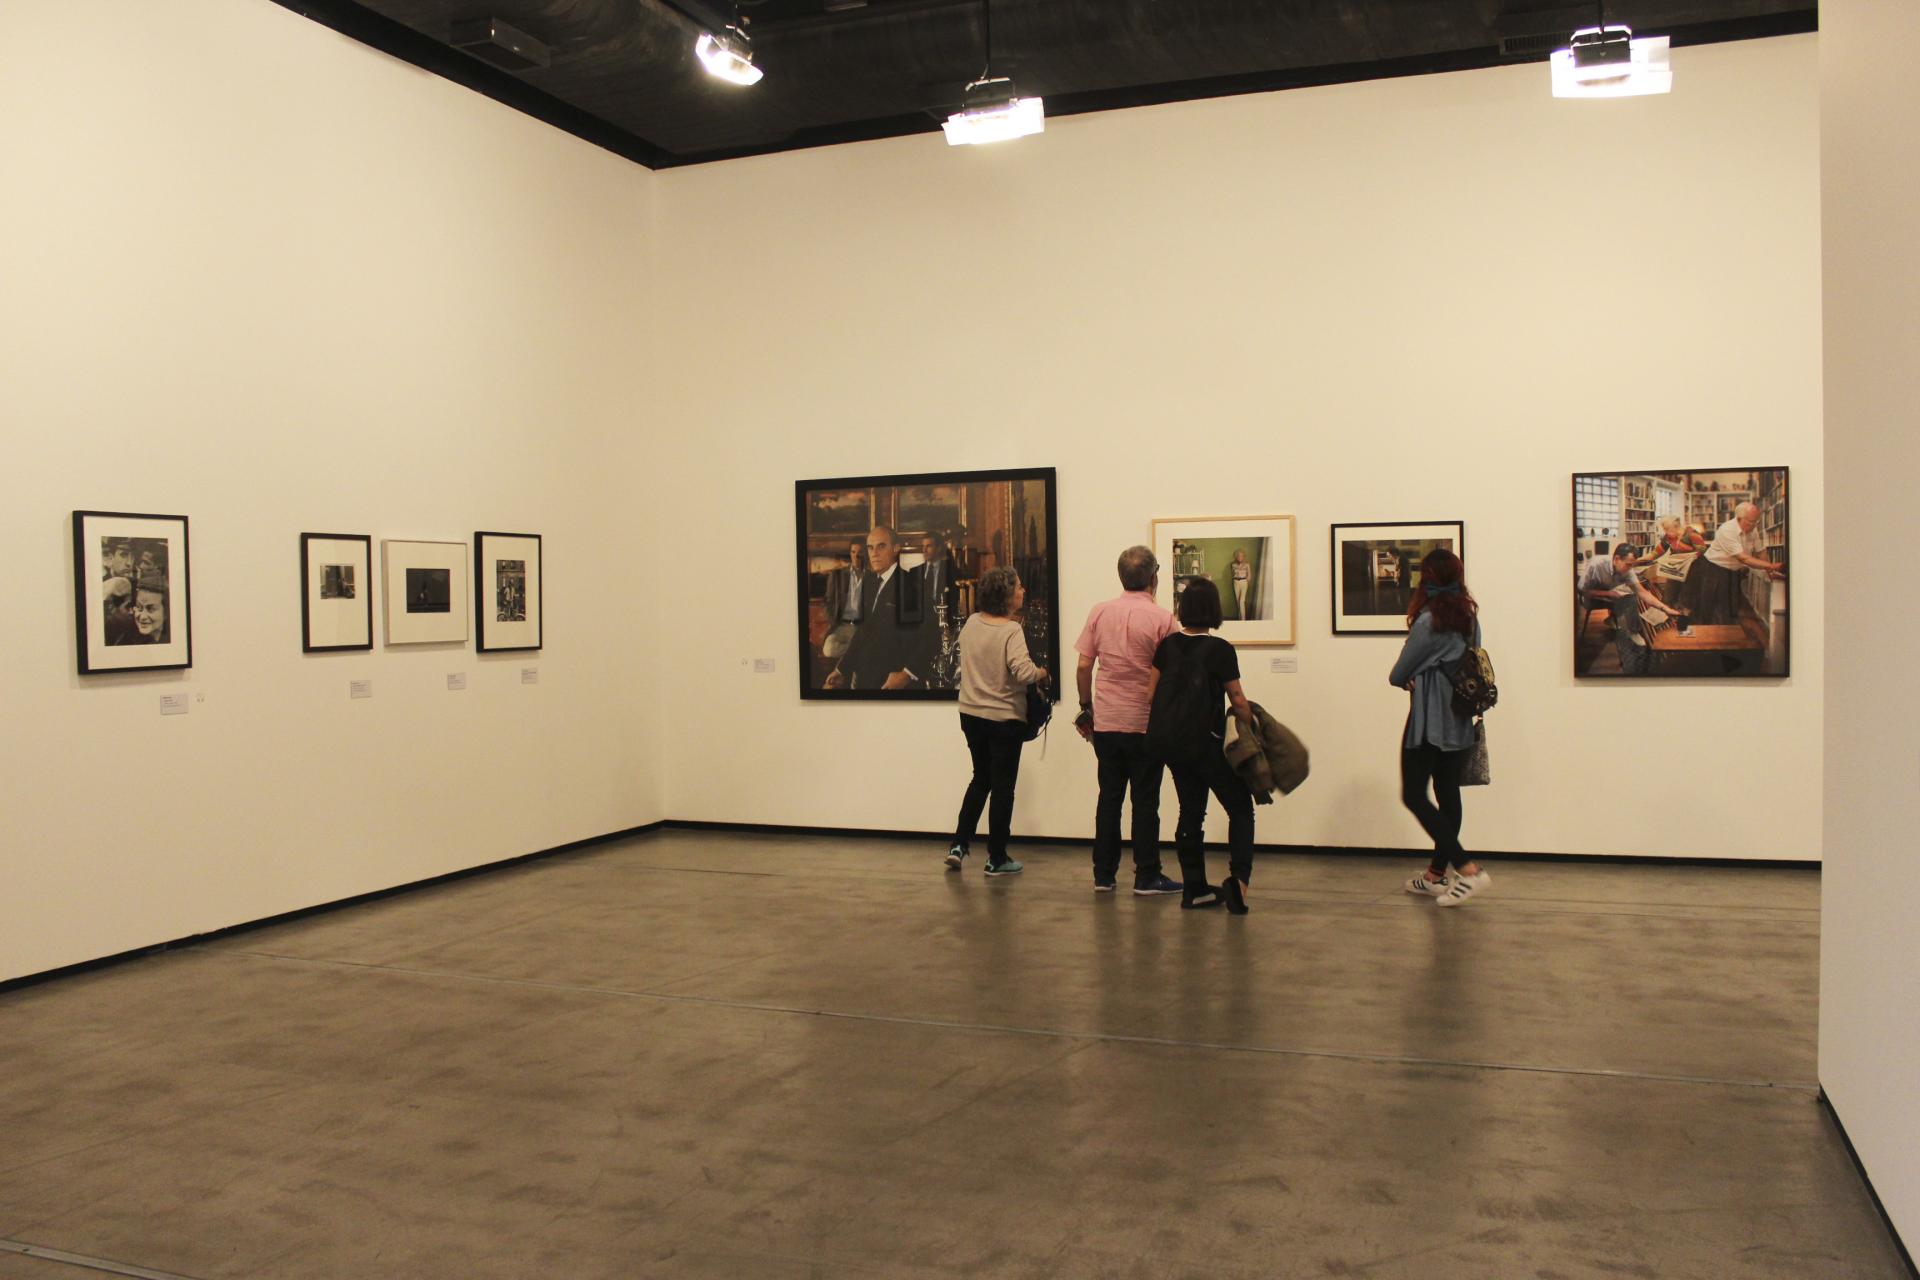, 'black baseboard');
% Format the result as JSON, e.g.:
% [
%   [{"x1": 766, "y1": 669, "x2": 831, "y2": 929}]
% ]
[
  {"x1": 1819, "y1": 1089, "x2": 1919, "y2": 1278},
  {"x1": 658, "y1": 819, "x2": 1819, "y2": 870},
  {"x1": 0, "y1": 816, "x2": 1814, "y2": 995},
  {"x1": 0, "y1": 821, "x2": 665, "y2": 997}
]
